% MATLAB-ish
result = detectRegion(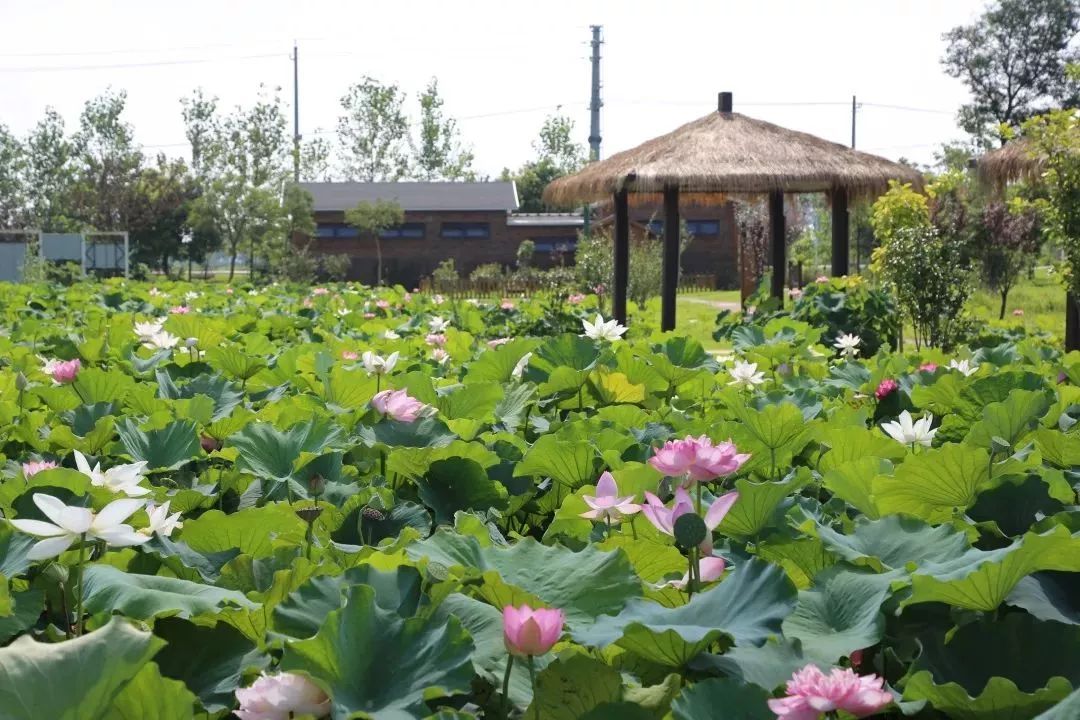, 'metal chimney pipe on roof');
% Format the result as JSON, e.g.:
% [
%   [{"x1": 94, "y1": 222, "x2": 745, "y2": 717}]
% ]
[{"x1": 719, "y1": 91, "x2": 733, "y2": 113}]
